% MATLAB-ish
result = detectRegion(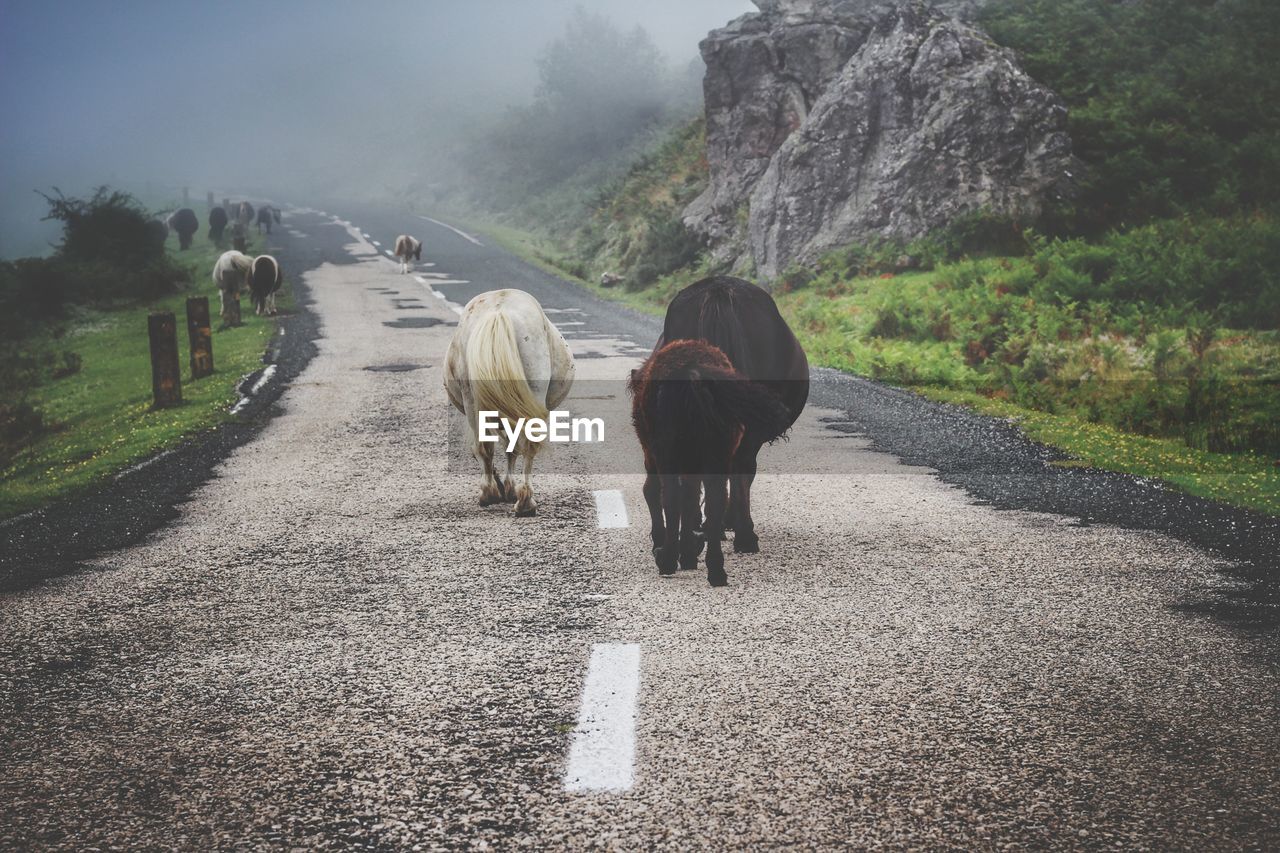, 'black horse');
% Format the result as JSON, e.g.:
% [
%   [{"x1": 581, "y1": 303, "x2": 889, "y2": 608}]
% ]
[
  {"x1": 656, "y1": 275, "x2": 809, "y2": 553},
  {"x1": 208, "y1": 206, "x2": 228, "y2": 243},
  {"x1": 166, "y1": 208, "x2": 199, "y2": 250}
]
